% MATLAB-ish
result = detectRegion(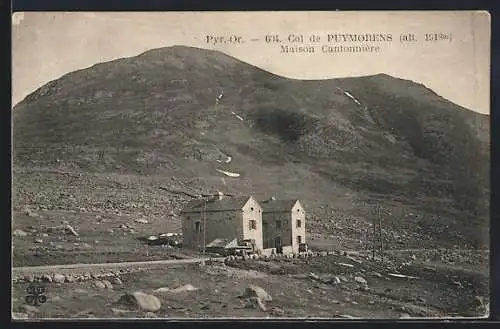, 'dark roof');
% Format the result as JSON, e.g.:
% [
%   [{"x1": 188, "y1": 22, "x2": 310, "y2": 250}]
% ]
[
  {"x1": 260, "y1": 199, "x2": 300, "y2": 212},
  {"x1": 181, "y1": 196, "x2": 252, "y2": 213}
]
